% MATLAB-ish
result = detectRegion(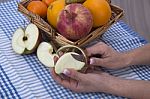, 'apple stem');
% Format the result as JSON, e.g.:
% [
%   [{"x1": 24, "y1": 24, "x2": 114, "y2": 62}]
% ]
[
  {"x1": 64, "y1": 10, "x2": 77, "y2": 20},
  {"x1": 49, "y1": 5, "x2": 53, "y2": 10}
]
